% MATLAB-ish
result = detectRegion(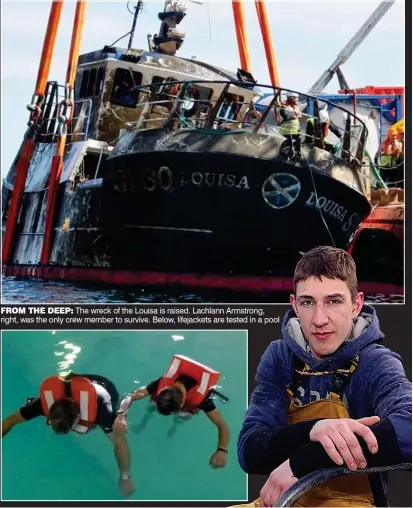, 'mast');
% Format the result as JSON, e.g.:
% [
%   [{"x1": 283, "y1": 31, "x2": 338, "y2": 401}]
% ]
[
  {"x1": 153, "y1": 0, "x2": 189, "y2": 56},
  {"x1": 127, "y1": 0, "x2": 144, "y2": 50}
]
